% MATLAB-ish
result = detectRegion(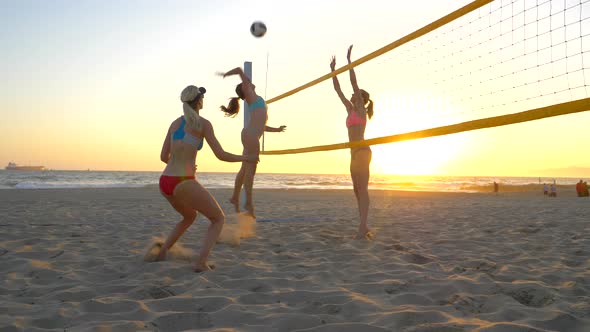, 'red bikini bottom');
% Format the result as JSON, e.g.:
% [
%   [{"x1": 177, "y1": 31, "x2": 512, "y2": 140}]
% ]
[{"x1": 159, "y1": 175, "x2": 195, "y2": 195}]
